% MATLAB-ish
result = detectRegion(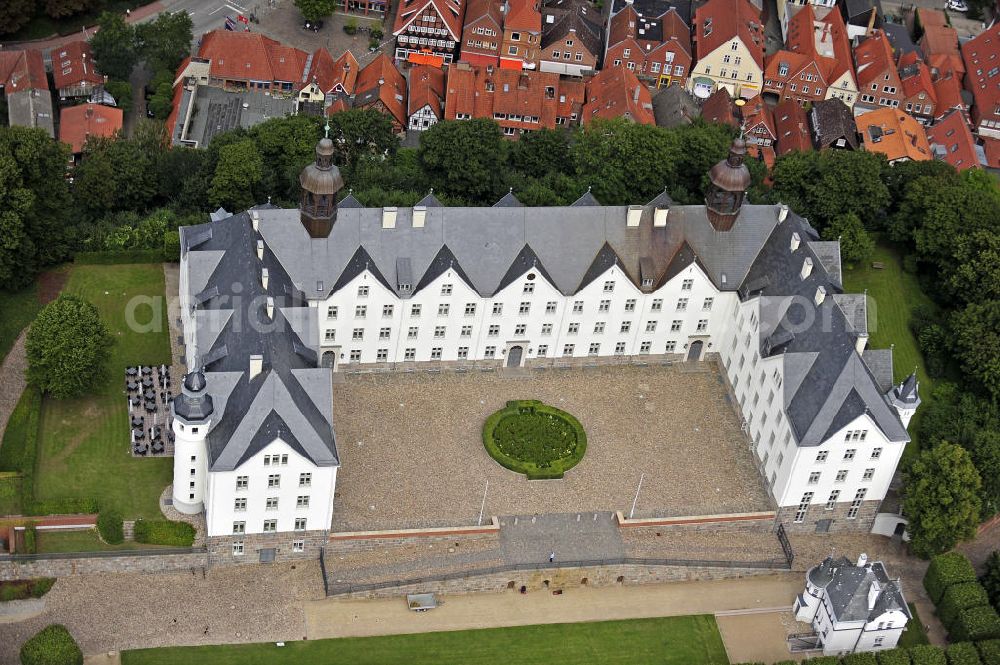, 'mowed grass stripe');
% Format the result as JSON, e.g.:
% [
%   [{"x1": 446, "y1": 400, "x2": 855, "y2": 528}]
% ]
[
  {"x1": 34, "y1": 264, "x2": 173, "y2": 519},
  {"x1": 122, "y1": 615, "x2": 731, "y2": 665}
]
